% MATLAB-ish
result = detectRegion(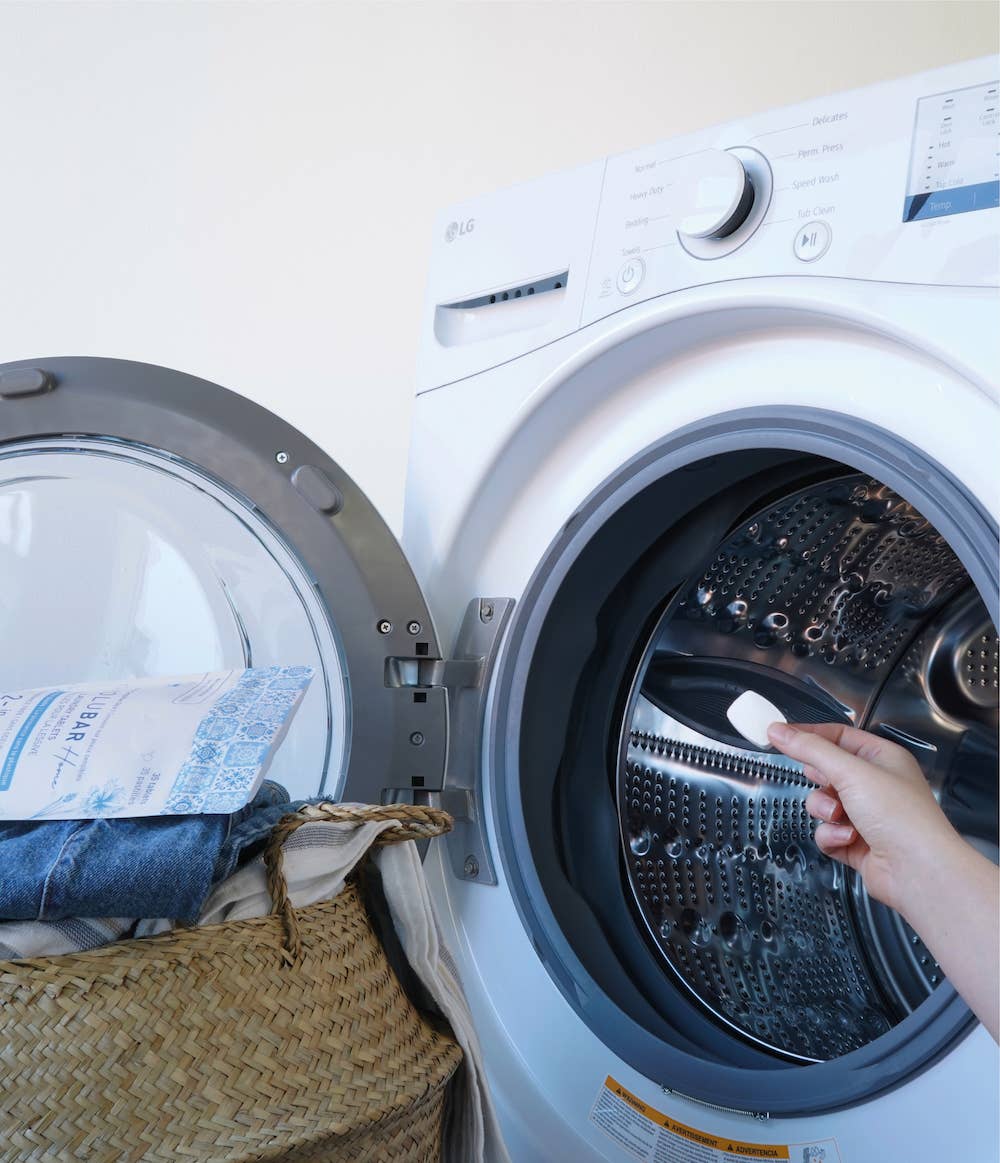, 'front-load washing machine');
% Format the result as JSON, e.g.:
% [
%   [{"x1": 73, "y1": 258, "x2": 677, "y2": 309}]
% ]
[
  {"x1": 0, "y1": 55, "x2": 996, "y2": 1163},
  {"x1": 402, "y1": 55, "x2": 1000, "y2": 1162}
]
